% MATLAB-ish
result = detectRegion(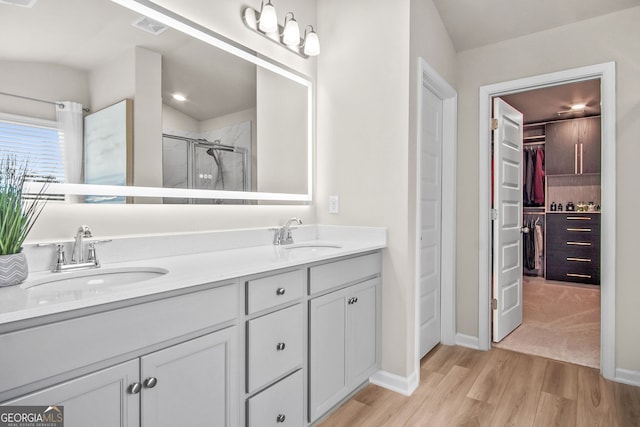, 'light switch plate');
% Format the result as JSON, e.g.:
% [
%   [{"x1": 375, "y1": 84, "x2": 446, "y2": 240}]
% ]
[{"x1": 329, "y1": 195, "x2": 340, "y2": 214}]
